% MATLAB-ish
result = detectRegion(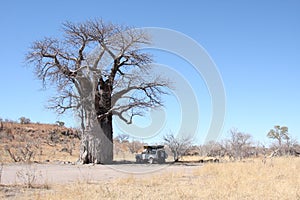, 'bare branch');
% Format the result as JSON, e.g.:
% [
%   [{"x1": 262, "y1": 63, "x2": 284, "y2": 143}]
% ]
[{"x1": 163, "y1": 132, "x2": 193, "y2": 161}]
